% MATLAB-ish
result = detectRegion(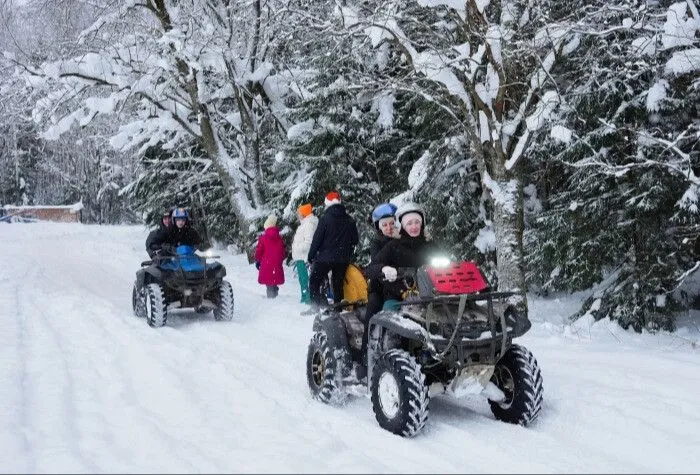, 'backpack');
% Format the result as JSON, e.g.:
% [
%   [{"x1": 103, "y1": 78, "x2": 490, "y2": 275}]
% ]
[{"x1": 343, "y1": 263, "x2": 368, "y2": 304}]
